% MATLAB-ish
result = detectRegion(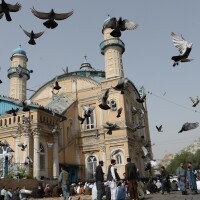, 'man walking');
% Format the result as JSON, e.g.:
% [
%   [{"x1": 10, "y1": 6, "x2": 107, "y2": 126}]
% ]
[
  {"x1": 125, "y1": 158, "x2": 138, "y2": 200},
  {"x1": 186, "y1": 161, "x2": 198, "y2": 195},
  {"x1": 95, "y1": 160, "x2": 104, "y2": 200},
  {"x1": 176, "y1": 162, "x2": 187, "y2": 195},
  {"x1": 58, "y1": 166, "x2": 70, "y2": 200},
  {"x1": 107, "y1": 159, "x2": 117, "y2": 200}
]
